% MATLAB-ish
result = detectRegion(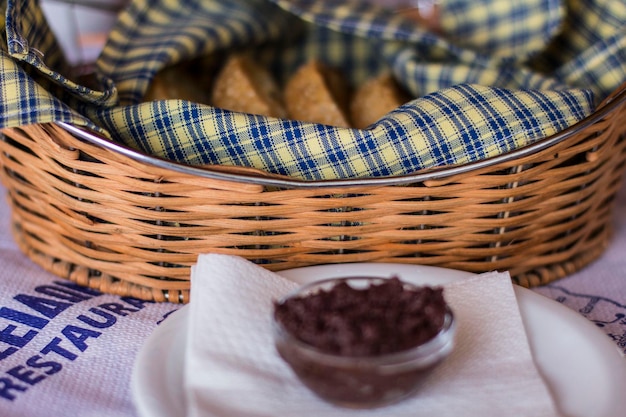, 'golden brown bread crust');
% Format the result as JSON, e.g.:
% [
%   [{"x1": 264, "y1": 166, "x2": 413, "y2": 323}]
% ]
[
  {"x1": 210, "y1": 54, "x2": 287, "y2": 118},
  {"x1": 145, "y1": 55, "x2": 410, "y2": 131},
  {"x1": 283, "y1": 61, "x2": 352, "y2": 128},
  {"x1": 350, "y1": 73, "x2": 411, "y2": 129},
  {"x1": 144, "y1": 58, "x2": 216, "y2": 104}
]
